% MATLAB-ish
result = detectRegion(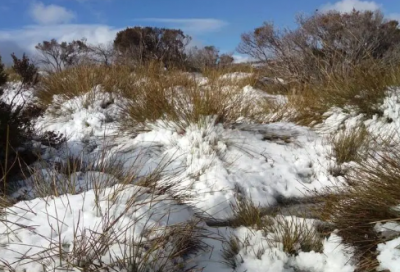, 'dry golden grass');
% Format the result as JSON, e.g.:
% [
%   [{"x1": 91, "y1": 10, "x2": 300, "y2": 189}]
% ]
[
  {"x1": 36, "y1": 64, "x2": 134, "y2": 106},
  {"x1": 286, "y1": 62, "x2": 400, "y2": 126},
  {"x1": 263, "y1": 215, "x2": 323, "y2": 255},
  {"x1": 118, "y1": 64, "x2": 268, "y2": 131},
  {"x1": 314, "y1": 142, "x2": 400, "y2": 271},
  {"x1": 36, "y1": 62, "x2": 272, "y2": 130},
  {"x1": 4, "y1": 67, "x2": 22, "y2": 82},
  {"x1": 331, "y1": 125, "x2": 370, "y2": 164}
]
